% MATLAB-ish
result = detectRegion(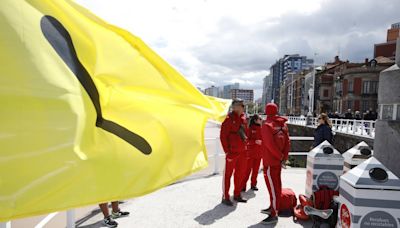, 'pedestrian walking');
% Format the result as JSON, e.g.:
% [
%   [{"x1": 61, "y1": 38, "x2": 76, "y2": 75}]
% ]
[
  {"x1": 220, "y1": 99, "x2": 249, "y2": 206},
  {"x1": 241, "y1": 114, "x2": 263, "y2": 192},
  {"x1": 260, "y1": 103, "x2": 290, "y2": 225},
  {"x1": 313, "y1": 113, "x2": 333, "y2": 148}
]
